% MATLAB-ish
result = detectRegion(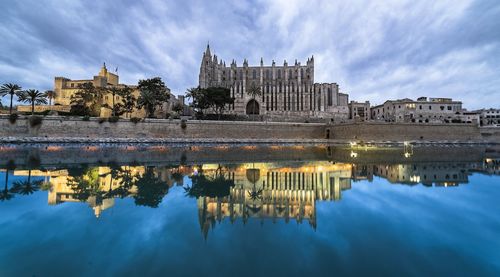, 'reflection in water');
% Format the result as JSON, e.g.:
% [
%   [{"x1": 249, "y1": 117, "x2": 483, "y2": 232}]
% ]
[{"x1": 1, "y1": 144, "x2": 499, "y2": 239}]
